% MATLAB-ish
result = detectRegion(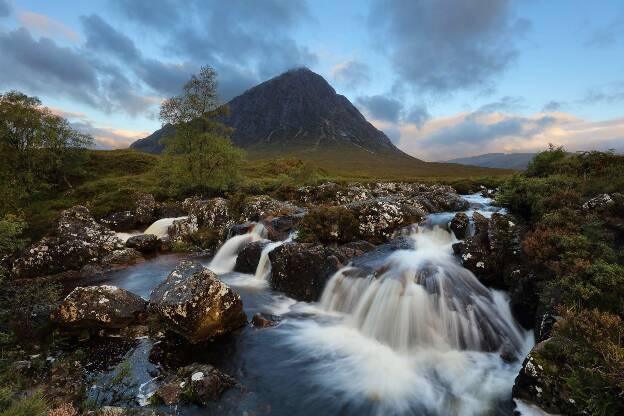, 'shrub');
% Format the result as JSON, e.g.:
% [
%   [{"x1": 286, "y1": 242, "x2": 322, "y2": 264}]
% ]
[
  {"x1": 297, "y1": 206, "x2": 360, "y2": 244},
  {"x1": 0, "y1": 391, "x2": 48, "y2": 416}
]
